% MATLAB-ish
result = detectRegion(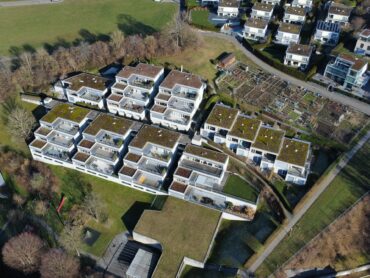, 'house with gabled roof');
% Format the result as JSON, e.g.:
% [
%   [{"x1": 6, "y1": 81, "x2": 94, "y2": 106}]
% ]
[
  {"x1": 30, "y1": 103, "x2": 94, "y2": 165},
  {"x1": 283, "y1": 6, "x2": 306, "y2": 24},
  {"x1": 200, "y1": 103, "x2": 239, "y2": 144},
  {"x1": 217, "y1": 0, "x2": 240, "y2": 18},
  {"x1": 355, "y1": 29, "x2": 370, "y2": 56},
  {"x1": 274, "y1": 138, "x2": 311, "y2": 185},
  {"x1": 107, "y1": 63, "x2": 164, "y2": 120},
  {"x1": 325, "y1": 2, "x2": 352, "y2": 27},
  {"x1": 119, "y1": 125, "x2": 181, "y2": 194},
  {"x1": 169, "y1": 144, "x2": 257, "y2": 220},
  {"x1": 284, "y1": 43, "x2": 313, "y2": 70},
  {"x1": 72, "y1": 113, "x2": 135, "y2": 178},
  {"x1": 54, "y1": 73, "x2": 112, "y2": 109},
  {"x1": 275, "y1": 22, "x2": 301, "y2": 45},
  {"x1": 244, "y1": 18, "x2": 269, "y2": 41},
  {"x1": 314, "y1": 20, "x2": 340, "y2": 46},
  {"x1": 150, "y1": 70, "x2": 206, "y2": 131},
  {"x1": 262, "y1": 0, "x2": 280, "y2": 6},
  {"x1": 251, "y1": 2, "x2": 274, "y2": 21}
]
